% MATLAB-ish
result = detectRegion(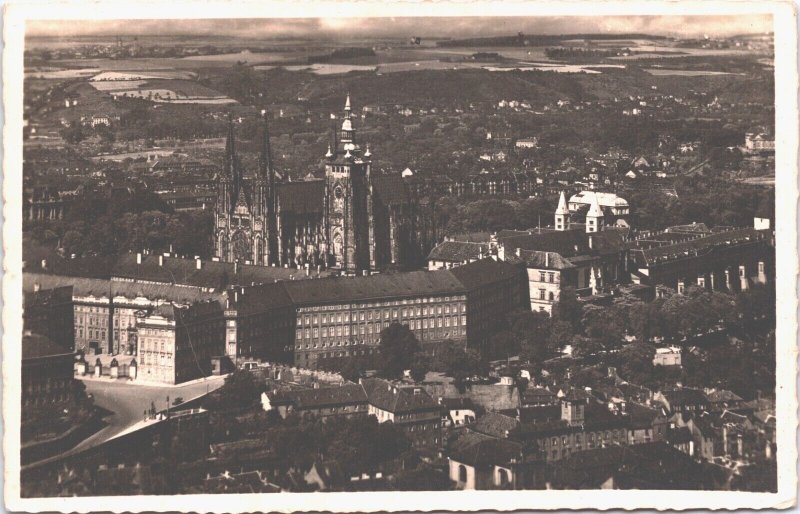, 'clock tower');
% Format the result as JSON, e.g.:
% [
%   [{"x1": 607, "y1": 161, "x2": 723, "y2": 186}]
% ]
[{"x1": 323, "y1": 94, "x2": 373, "y2": 274}]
